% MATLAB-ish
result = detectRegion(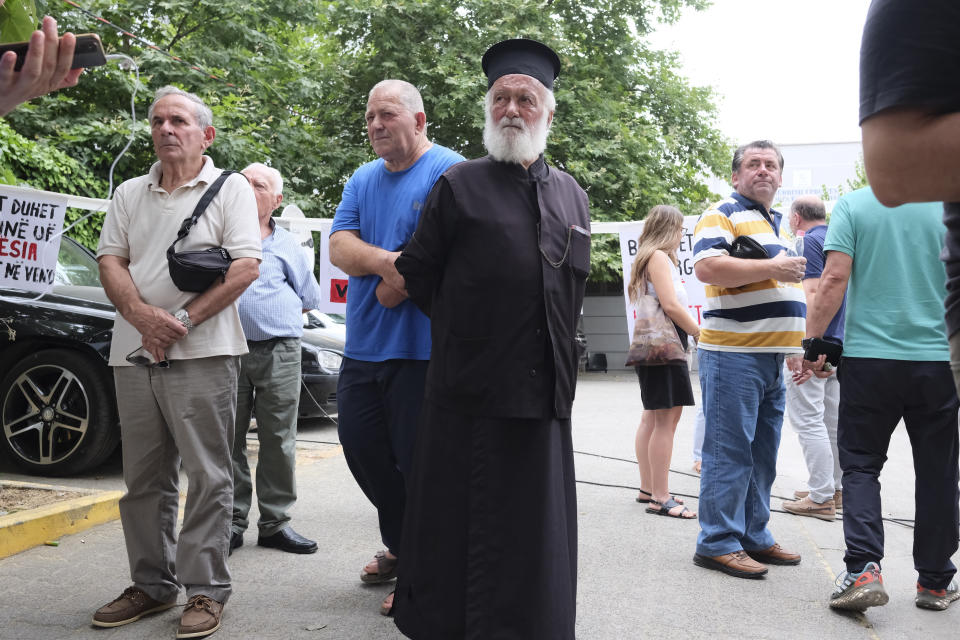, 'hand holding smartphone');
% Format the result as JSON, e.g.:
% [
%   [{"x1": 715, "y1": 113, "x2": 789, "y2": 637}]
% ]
[
  {"x1": 0, "y1": 16, "x2": 92, "y2": 117},
  {"x1": 0, "y1": 32, "x2": 105, "y2": 70}
]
